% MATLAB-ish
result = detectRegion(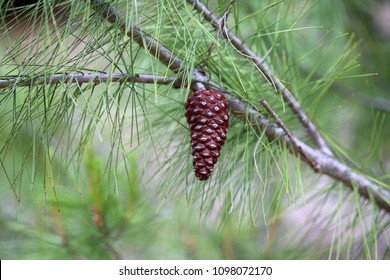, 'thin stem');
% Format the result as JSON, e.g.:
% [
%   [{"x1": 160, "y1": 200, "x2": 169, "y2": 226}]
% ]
[
  {"x1": 259, "y1": 99, "x2": 295, "y2": 144},
  {"x1": 259, "y1": 98, "x2": 319, "y2": 171},
  {"x1": 0, "y1": 73, "x2": 180, "y2": 89},
  {"x1": 201, "y1": 0, "x2": 236, "y2": 71},
  {"x1": 187, "y1": 0, "x2": 333, "y2": 156}
]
